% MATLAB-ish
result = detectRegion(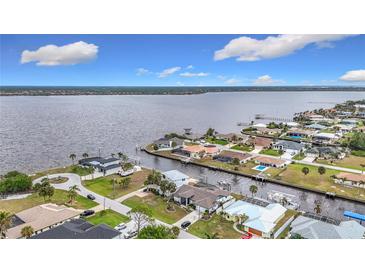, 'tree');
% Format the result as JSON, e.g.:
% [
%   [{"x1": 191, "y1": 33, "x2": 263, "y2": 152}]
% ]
[
  {"x1": 232, "y1": 158, "x2": 240, "y2": 166},
  {"x1": 281, "y1": 197, "x2": 288, "y2": 207},
  {"x1": 128, "y1": 205, "x2": 153, "y2": 233},
  {"x1": 137, "y1": 224, "x2": 177, "y2": 239},
  {"x1": 314, "y1": 204, "x2": 321, "y2": 215},
  {"x1": 120, "y1": 177, "x2": 131, "y2": 189},
  {"x1": 21, "y1": 225, "x2": 34, "y2": 238},
  {"x1": 204, "y1": 232, "x2": 219, "y2": 239},
  {"x1": 144, "y1": 170, "x2": 162, "y2": 187},
  {"x1": 318, "y1": 166, "x2": 326, "y2": 175},
  {"x1": 69, "y1": 153, "x2": 76, "y2": 165},
  {"x1": 117, "y1": 152, "x2": 128, "y2": 163},
  {"x1": 249, "y1": 184, "x2": 258, "y2": 197},
  {"x1": 153, "y1": 144, "x2": 159, "y2": 151},
  {"x1": 34, "y1": 180, "x2": 55, "y2": 201},
  {"x1": 0, "y1": 211, "x2": 12, "y2": 239},
  {"x1": 111, "y1": 153, "x2": 116, "y2": 158},
  {"x1": 171, "y1": 226, "x2": 180, "y2": 237},
  {"x1": 238, "y1": 213, "x2": 248, "y2": 225},
  {"x1": 67, "y1": 185, "x2": 80, "y2": 204},
  {"x1": 302, "y1": 167, "x2": 310, "y2": 176},
  {"x1": 349, "y1": 132, "x2": 365, "y2": 150},
  {"x1": 82, "y1": 153, "x2": 89, "y2": 158},
  {"x1": 171, "y1": 141, "x2": 177, "y2": 148},
  {"x1": 205, "y1": 128, "x2": 215, "y2": 137},
  {"x1": 0, "y1": 171, "x2": 32, "y2": 195}
]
